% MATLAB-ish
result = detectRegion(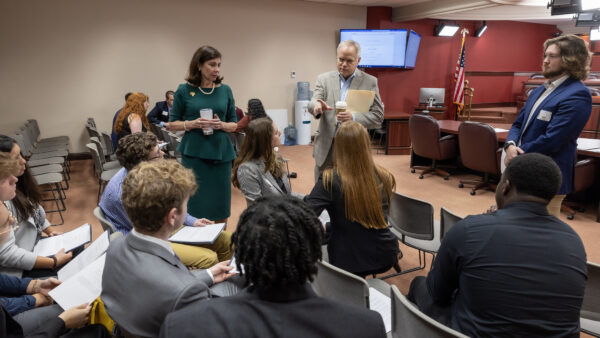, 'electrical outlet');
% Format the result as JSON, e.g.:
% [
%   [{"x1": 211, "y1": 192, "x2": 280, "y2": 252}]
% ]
[{"x1": 291, "y1": 71, "x2": 296, "y2": 79}]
